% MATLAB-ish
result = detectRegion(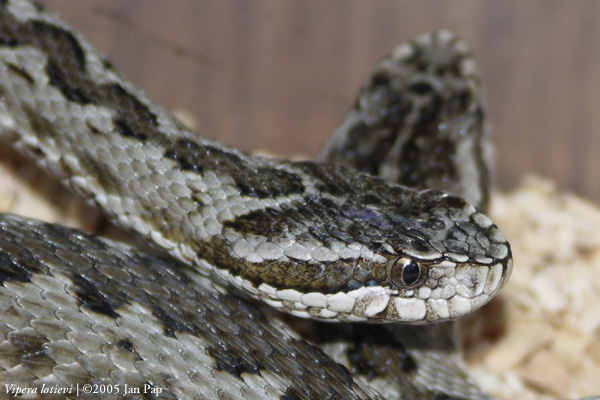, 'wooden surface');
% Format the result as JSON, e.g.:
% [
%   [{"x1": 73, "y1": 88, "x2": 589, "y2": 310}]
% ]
[{"x1": 40, "y1": 0, "x2": 600, "y2": 202}]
